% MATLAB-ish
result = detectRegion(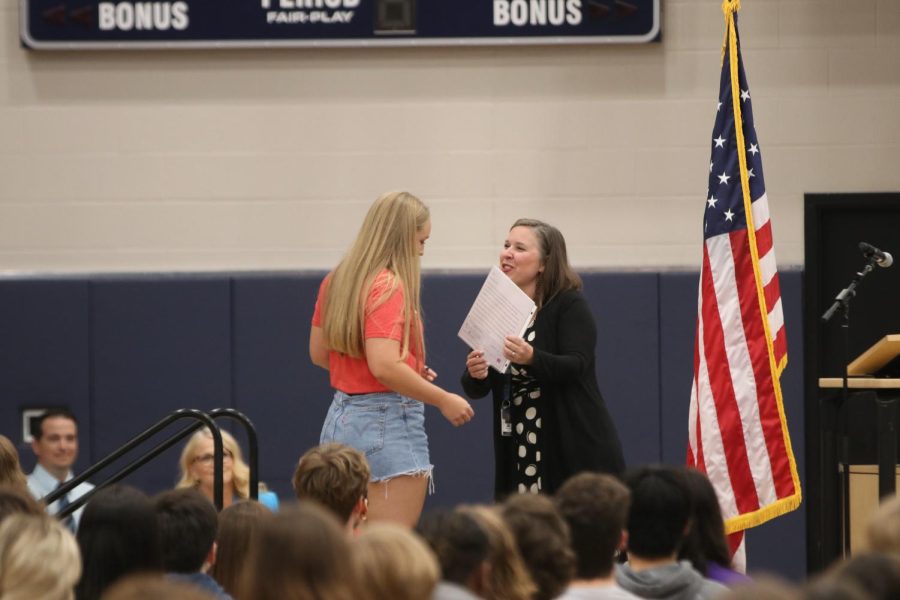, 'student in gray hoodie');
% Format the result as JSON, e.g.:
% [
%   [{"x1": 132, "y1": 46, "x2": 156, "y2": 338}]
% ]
[{"x1": 615, "y1": 466, "x2": 727, "y2": 600}]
